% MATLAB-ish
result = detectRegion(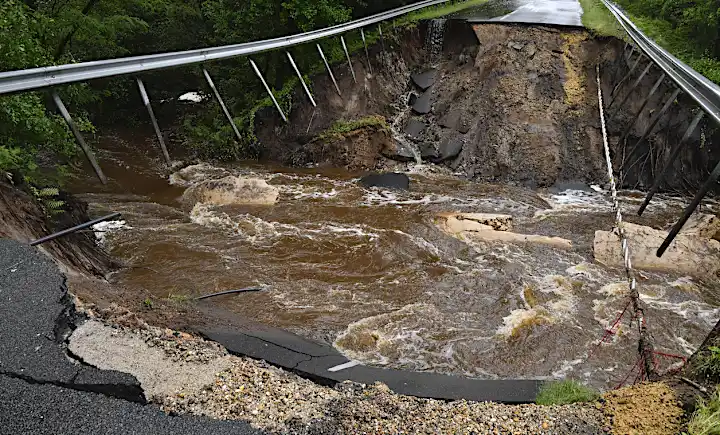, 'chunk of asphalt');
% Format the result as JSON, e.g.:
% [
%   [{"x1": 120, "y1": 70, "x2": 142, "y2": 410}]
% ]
[
  {"x1": 380, "y1": 142, "x2": 417, "y2": 162},
  {"x1": 419, "y1": 142, "x2": 439, "y2": 161},
  {"x1": 0, "y1": 376, "x2": 260, "y2": 435},
  {"x1": 0, "y1": 239, "x2": 143, "y2": 402},
  {"x1": 411, "y1": 69, "x2": 437, "y2": 91},
  {"x1": 404, "y1": 119, "x2": 426, "y2": 140},
  {"x1": 436, "y1": 138, "x2": 464, "y2": 162},
  {"x1": 359, "y1": 173, "x2": 411, "y2": 190},
  {"x1": 412, "y1": 90, "x2": 432, "y2": 114}
]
